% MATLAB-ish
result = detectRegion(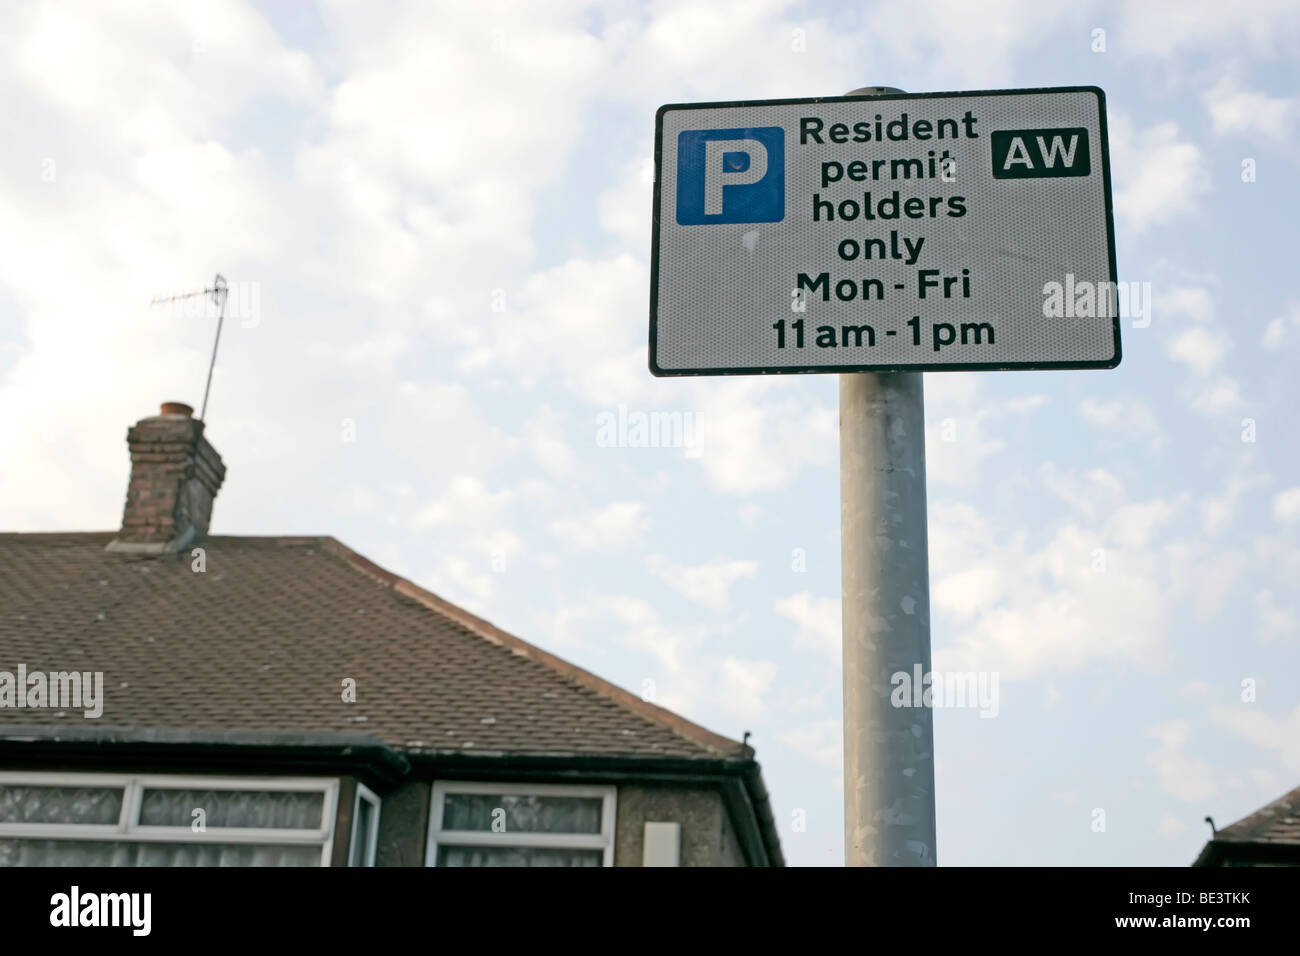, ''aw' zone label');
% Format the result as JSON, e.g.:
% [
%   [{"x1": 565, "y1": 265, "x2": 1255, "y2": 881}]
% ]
[{"x1": 650, "y1": 86, "x2": 1119, "y2": 376}]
